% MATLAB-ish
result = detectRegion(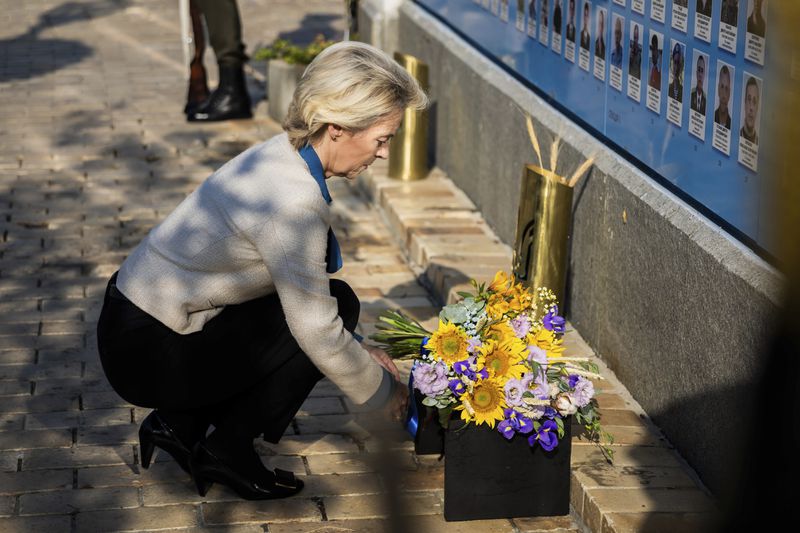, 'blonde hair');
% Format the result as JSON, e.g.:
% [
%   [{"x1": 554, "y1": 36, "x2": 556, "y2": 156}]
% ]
[{"x1": 283, "y1": 41, "x2": 429, "y2": 149}]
